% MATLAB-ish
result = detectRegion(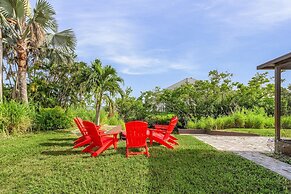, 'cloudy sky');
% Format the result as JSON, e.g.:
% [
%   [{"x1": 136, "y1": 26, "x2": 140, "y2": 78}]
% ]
[{"x1": 32, "y1": 0, "x2": 291, "y2": 96}]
